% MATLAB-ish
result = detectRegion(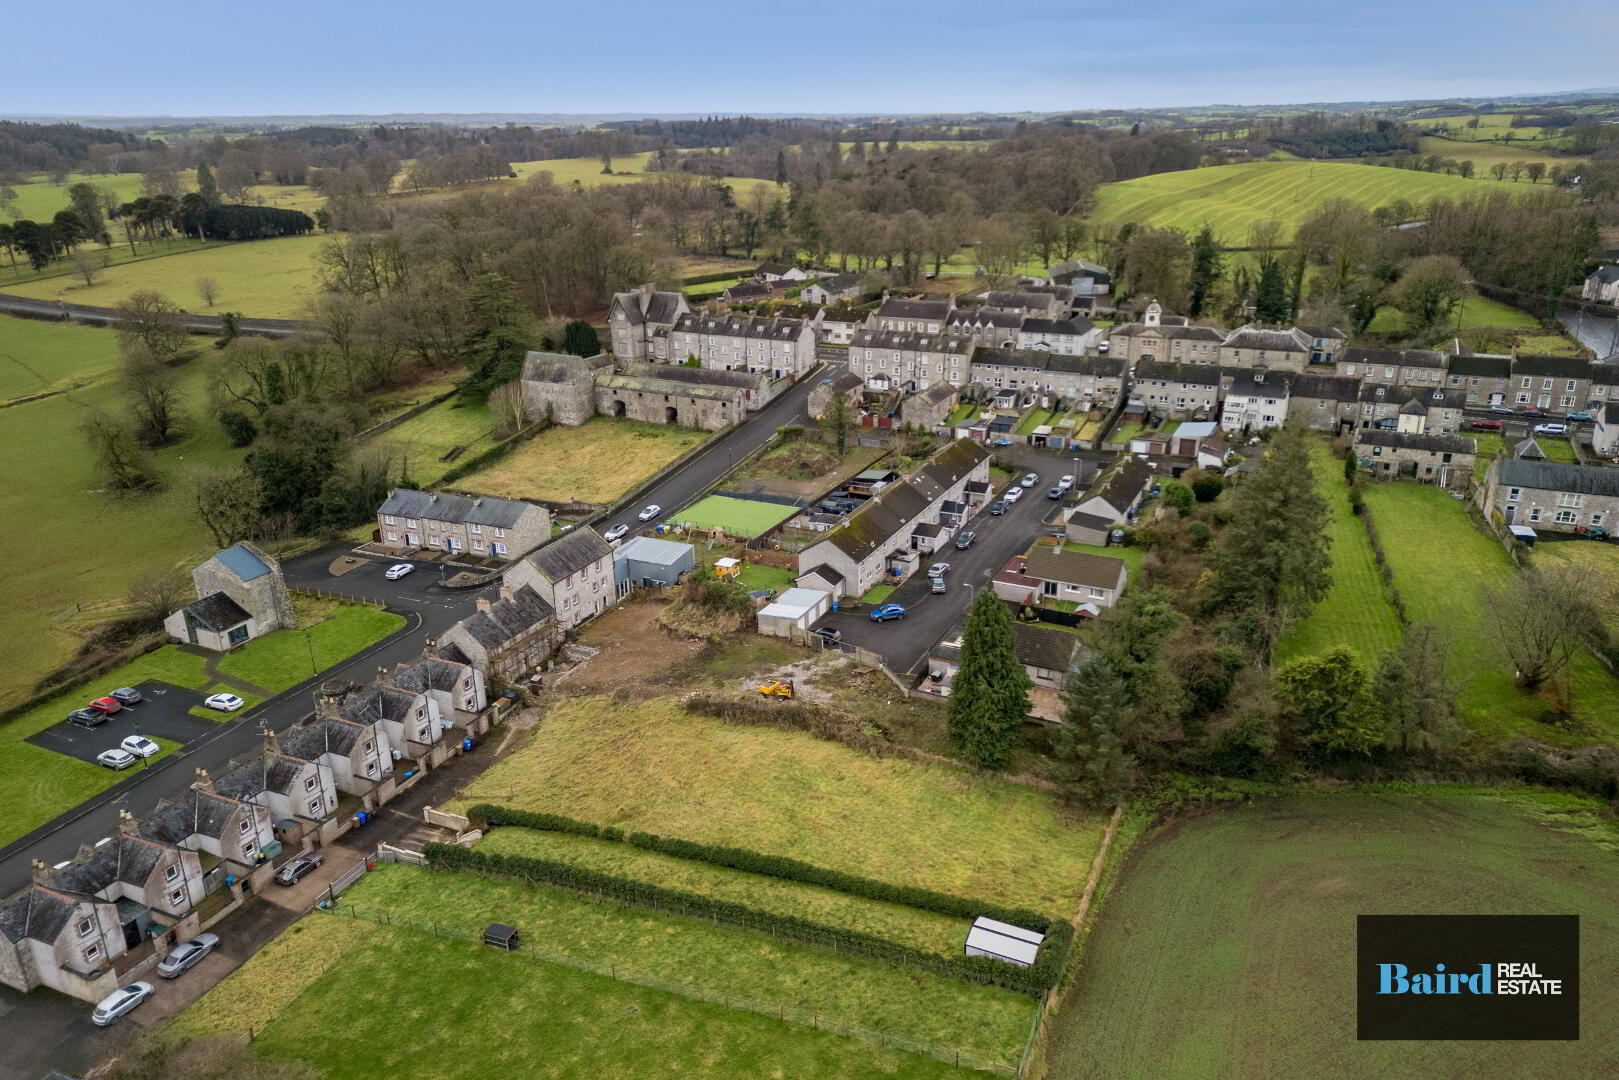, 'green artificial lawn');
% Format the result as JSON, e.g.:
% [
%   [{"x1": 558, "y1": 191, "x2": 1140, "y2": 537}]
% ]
[
  {"x1": 475, "y1": 827, "x2": 970, "y2": 956},
  {"x1": 1046, "y1": 792, "x2": 1619, "y2": 1080},
  {"x1": 216, "y1": 605, "x2": 405, "y2": 692},
  {"x1": 339, "y1": 865, "x2": 1035, "y2": 1063},
  {"x1": 674, "y1": 494, "x2": 798, "y2": 537}
]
